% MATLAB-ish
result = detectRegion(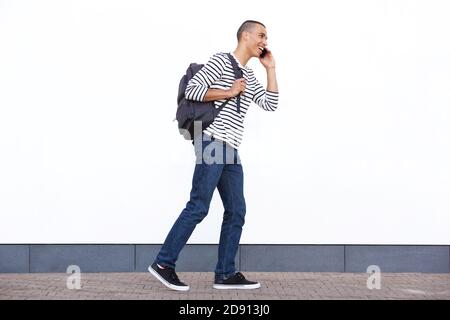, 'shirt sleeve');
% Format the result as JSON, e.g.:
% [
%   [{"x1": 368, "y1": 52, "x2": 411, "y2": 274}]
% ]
[
  {"x1": 252, "y1": 77, "x2": 279, "y2": 111},
  {"x1": 184, "y1": 53, "x2": 226, "y2": 102}
]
